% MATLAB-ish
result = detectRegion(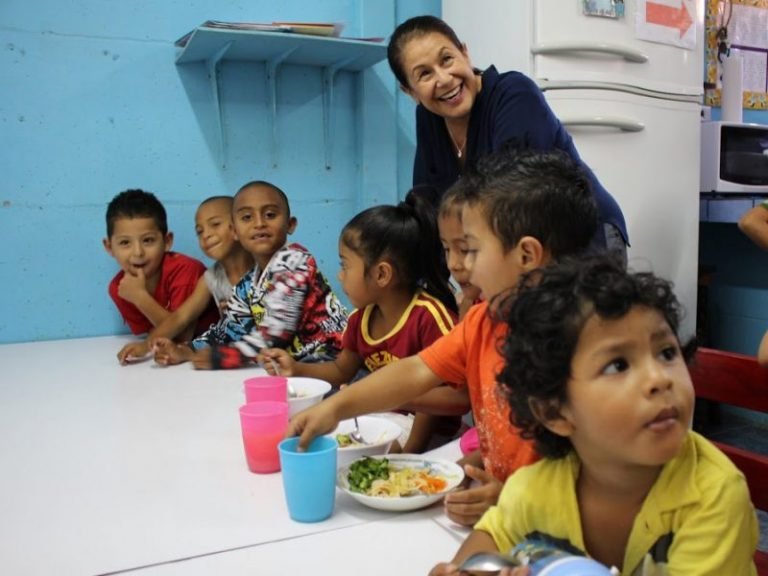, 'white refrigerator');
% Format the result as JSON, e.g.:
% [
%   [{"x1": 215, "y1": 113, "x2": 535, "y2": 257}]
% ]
[{"x1": 443, "y1": 0, "x2": 704, "y2": 338}]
